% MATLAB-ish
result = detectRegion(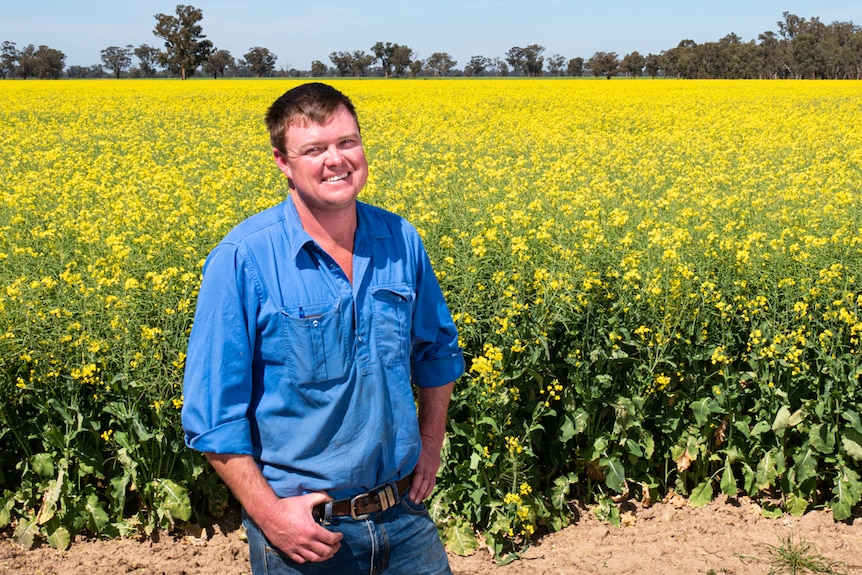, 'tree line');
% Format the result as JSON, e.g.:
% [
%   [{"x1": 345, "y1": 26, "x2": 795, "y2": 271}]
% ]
[{"x1": 2, "y1": 7, "x2": 860, "y2": 80}]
